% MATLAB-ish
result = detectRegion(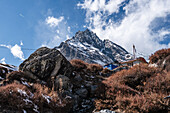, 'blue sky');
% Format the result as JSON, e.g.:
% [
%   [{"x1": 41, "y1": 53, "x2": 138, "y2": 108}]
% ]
[{"x1": 0, "y1": 0, "x2": 170, "y2": 66}]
